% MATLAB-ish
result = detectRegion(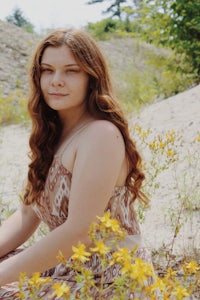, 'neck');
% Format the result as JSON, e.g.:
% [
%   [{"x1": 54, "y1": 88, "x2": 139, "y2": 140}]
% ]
[{"x1": 59, "y1": 109, "x2": 93, "y2": 139}]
